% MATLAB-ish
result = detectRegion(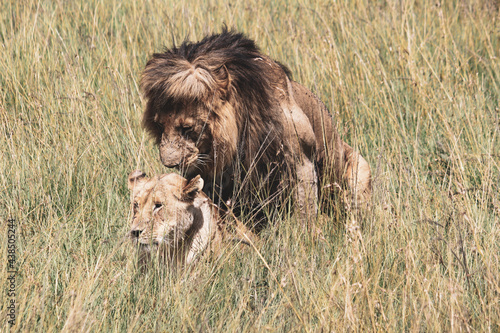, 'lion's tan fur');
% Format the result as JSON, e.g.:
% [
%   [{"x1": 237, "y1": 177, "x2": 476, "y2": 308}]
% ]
[{"x1": 140, "y1": 30, "x2": 371, "y2": 220}]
